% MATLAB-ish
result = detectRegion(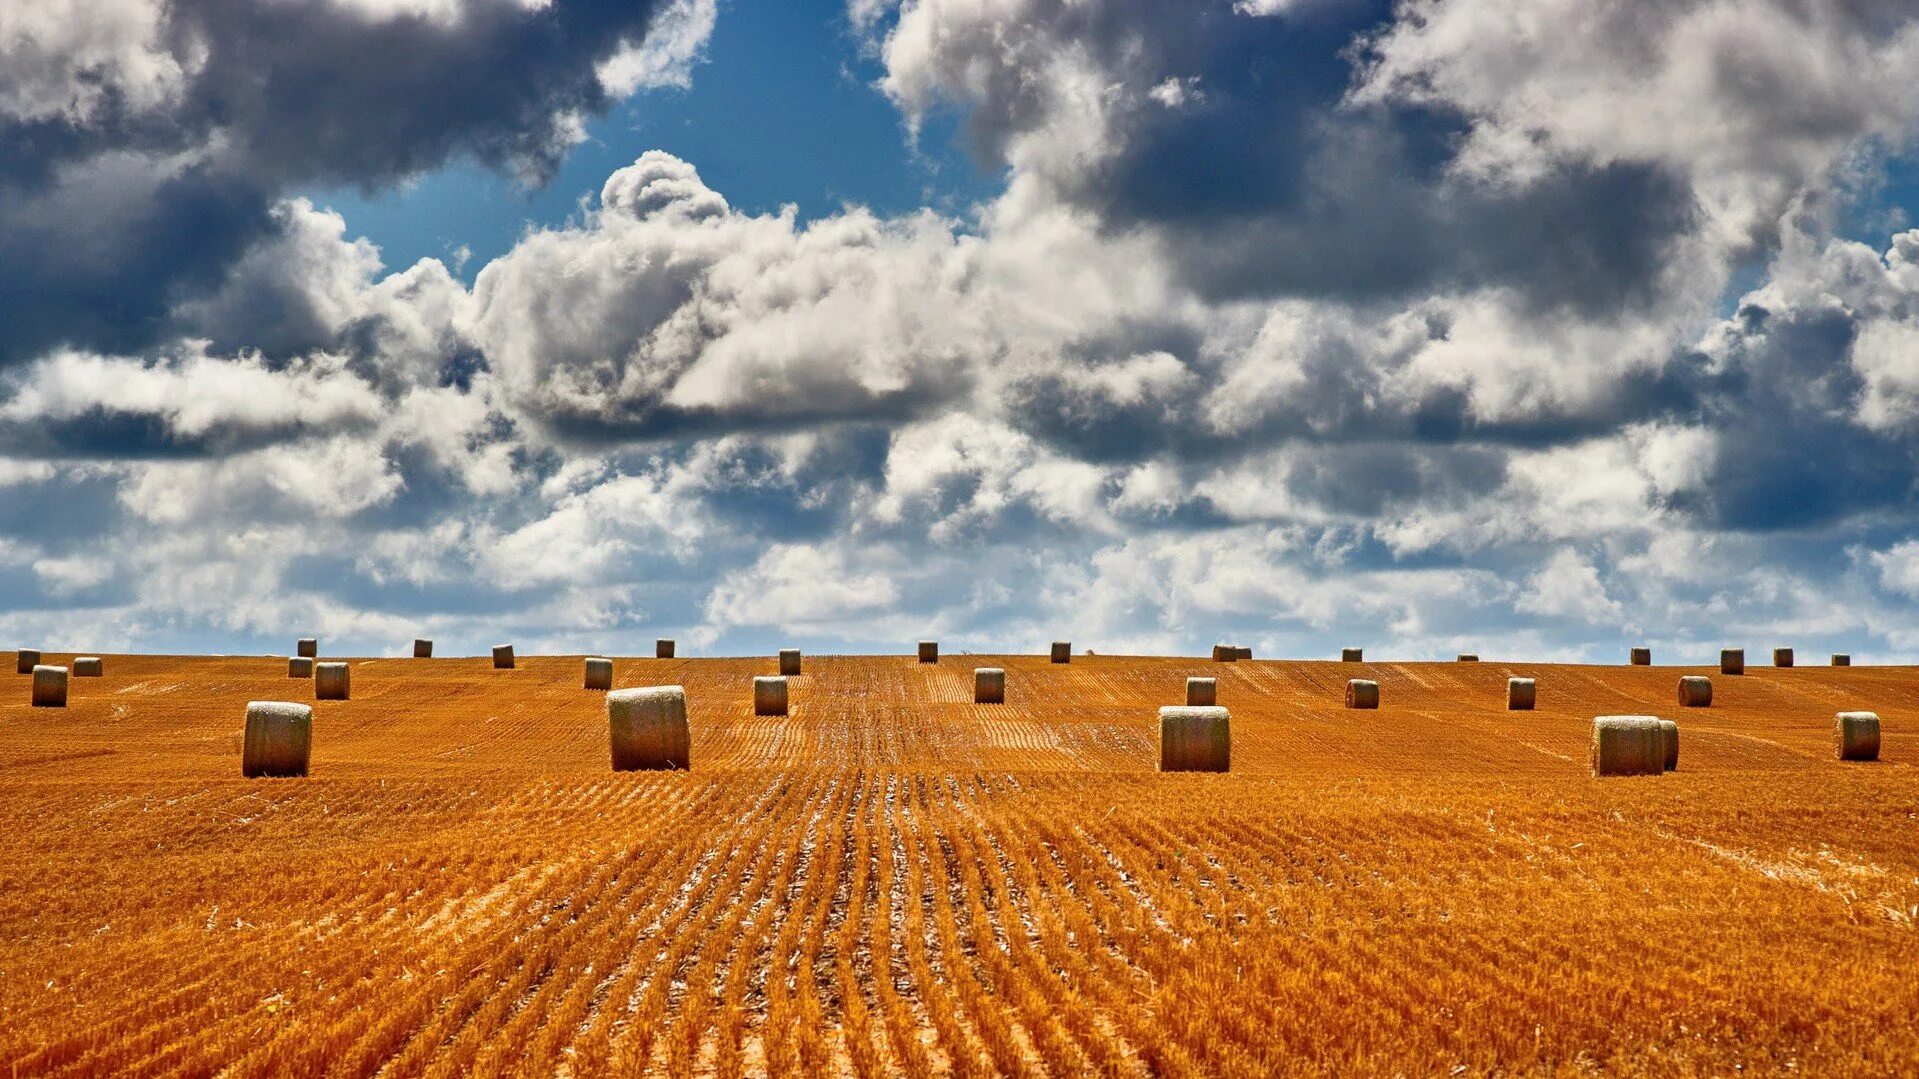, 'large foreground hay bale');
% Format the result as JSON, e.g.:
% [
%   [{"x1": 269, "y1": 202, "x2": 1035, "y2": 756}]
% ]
[
  {"x1": 1507, "y1": 677, "x2": 1535, "y2": 710},
  {"x1": 314, "y1": 662, "x2": 350, "y2": 701},
  {"x1": 974, "y1": 667, "x2": 1004, "y2": 704},
  {"x1": 289, "y1": 656, "x2": 313, "y2": 678},
  {"x1": 1831, "y1": 653, "x2": 1851, "y2": 667},
  {"x1": 918, "y1": 640, "x2": 938, "y2": 664},
  {"x1": 297, "y1": 638, "x2": 317, "y2": 658},
  {"x1": 1341, "y1": 647, "x2": 1364, "y2": 662},
  {"x1": 656, "y1": 638, "x2": 676, "y2": 659},
  {"x1": 1212, "y1": 644, "x2": 1237, "y2": 662},
  {"x1": 609, "y1": 685, "x2": 690, "y2": 771},
  {"x1": 413, "y1": 638, "x2": 432, "y2": 658},
  {"x1": 1158, "y1": 705, "x2": 1230, "y2": 773},
  {"x1": 1630, "y1": 647, "x2": 1651, "y2": 666},
  {"x1": 16, "y1": 648, "x2": 38, "y2": 674},
  {"x1": 1591, "y1": 716, "x2": 1665, "y2": 776},
  {"x1": 492, "y1": 644, "x2": 515, "y2": 670},
  {"x1": 31, "y1": 665, "x2": 66, "y2": 707},
  {"x1": 1347, "y1": 679, "x2": 1379, "y2": 709},
  {"x1": 1835, "y1": 711, "x2": 1880, "y2": 761},
  {"x1": 1773, "y1": 647, "x2": 1794, "y2": 668},
  {"x1": 584, "y1": 657, "x2": 613, "y2": 691},
  {"x1": 779, "y1": 648, "x2": 801, "y2": 676},
  {"x1": 1676, "y1": 675, "x2": 1712, "y2": 707},
  {"x1": 1720, "y1": 648, "x2": 1744, "y2": 674},
  {"x1": 1660, "y1": 719, "x2": 1679, "y2": 771},
  {"x1": 242, "y1": 701, "x2": 312, "y2": 778},
  {"x1": 1051, "y1": 641, "x2": 1071, "y2": 664},
  {"x1": 1187, "y1": 676, "x2": 1216, "y2": 706},
  {"x1": 754, "y1": 675, "x2": 789, "y2": 716},
  {"x1": 73, "y1": 656, "x2": 102, "y2": 677}
]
